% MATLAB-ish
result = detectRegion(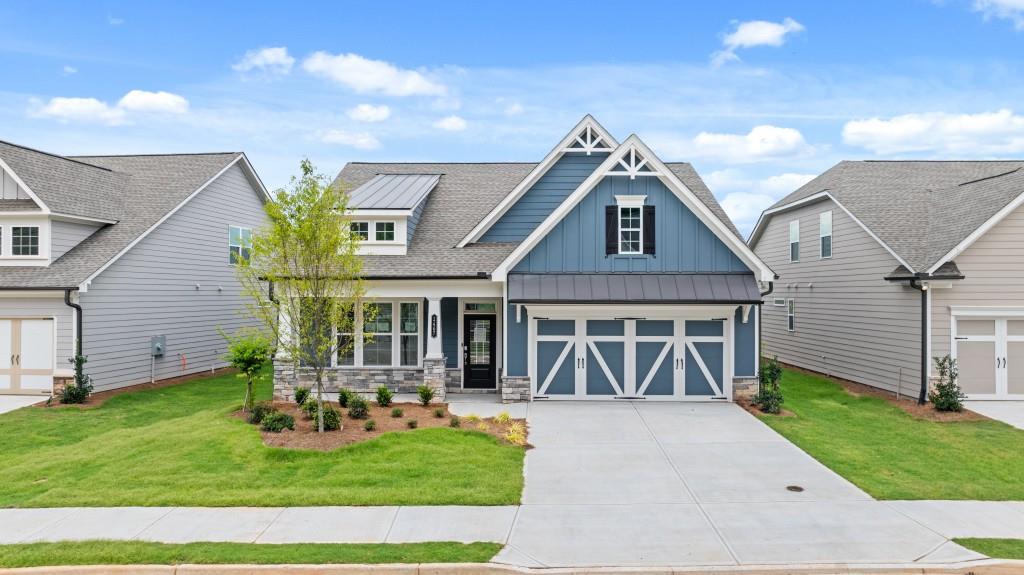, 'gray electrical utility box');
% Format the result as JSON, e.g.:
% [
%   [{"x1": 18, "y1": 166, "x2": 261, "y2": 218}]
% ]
[{"x1": 151, "y1": 335, "x2": 166, "y2": 357}]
